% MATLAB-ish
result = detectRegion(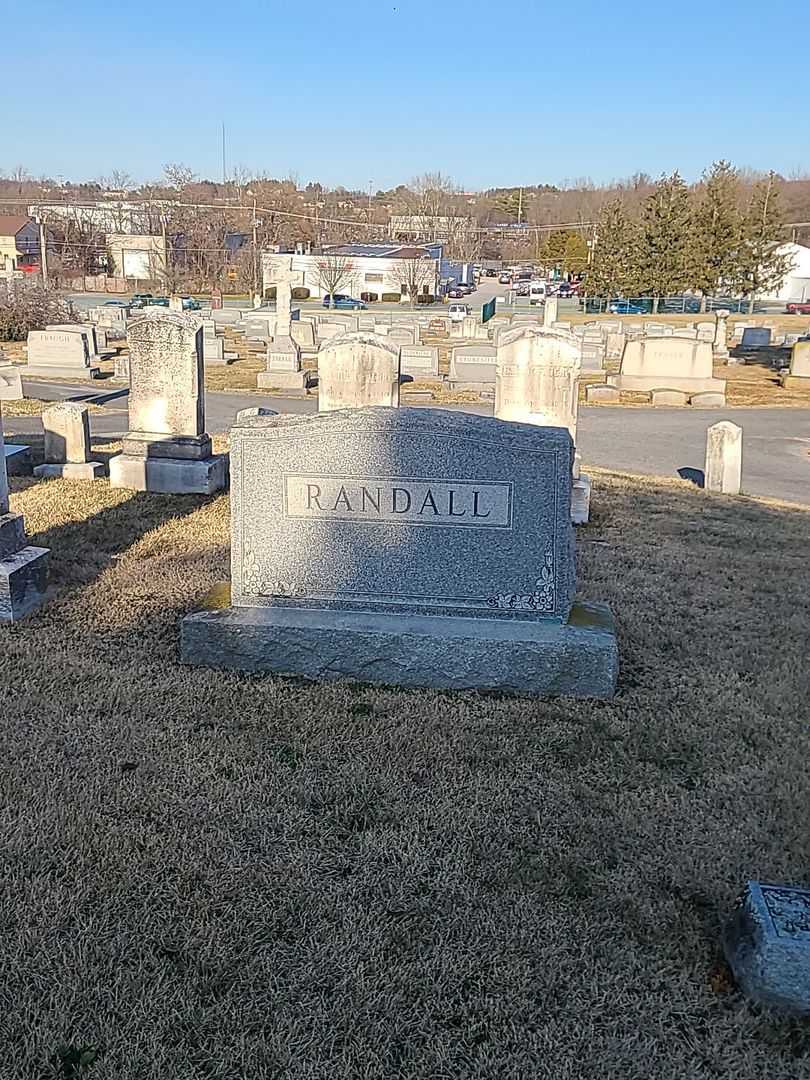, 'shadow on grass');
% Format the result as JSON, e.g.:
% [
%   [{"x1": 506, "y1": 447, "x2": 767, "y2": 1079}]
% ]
[{"x1": 27, "y1": 487, "x2": 216, "y2": 595}]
